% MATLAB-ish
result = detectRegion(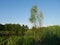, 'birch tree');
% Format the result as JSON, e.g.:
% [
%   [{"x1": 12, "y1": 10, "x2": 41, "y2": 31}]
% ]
[
  {"x1": 29, "y1": 5, "x2": 38, "y2": 28},
  {"x1": 37, "y1": 10, "x2": 43, "y2": 27}
]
